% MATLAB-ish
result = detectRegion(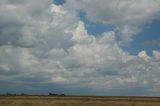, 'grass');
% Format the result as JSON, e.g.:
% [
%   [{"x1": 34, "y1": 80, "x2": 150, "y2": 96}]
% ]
[{"x1": 0, "y1": 96, "x2": 160, "y2": 106}]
